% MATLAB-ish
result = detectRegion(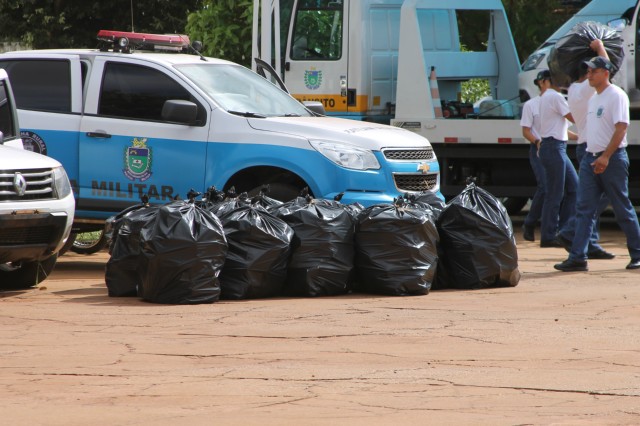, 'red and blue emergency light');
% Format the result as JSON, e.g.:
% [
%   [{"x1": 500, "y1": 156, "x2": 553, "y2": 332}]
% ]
[{"x1": 97, "y1": 30, "x2": 191, "y2": 53}]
